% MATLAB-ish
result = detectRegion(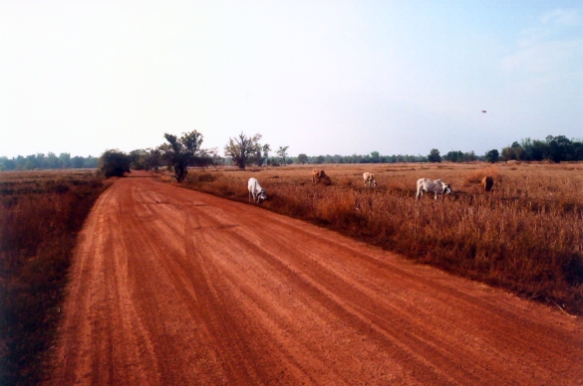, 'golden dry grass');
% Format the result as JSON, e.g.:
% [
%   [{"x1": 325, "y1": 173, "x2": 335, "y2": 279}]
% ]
[
  {"x1": 178, "y1": 162, "x2": 583, "y2": 315},
  {"x1": 0, "y1": 169, "x2": 107, "y2": 386}
]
